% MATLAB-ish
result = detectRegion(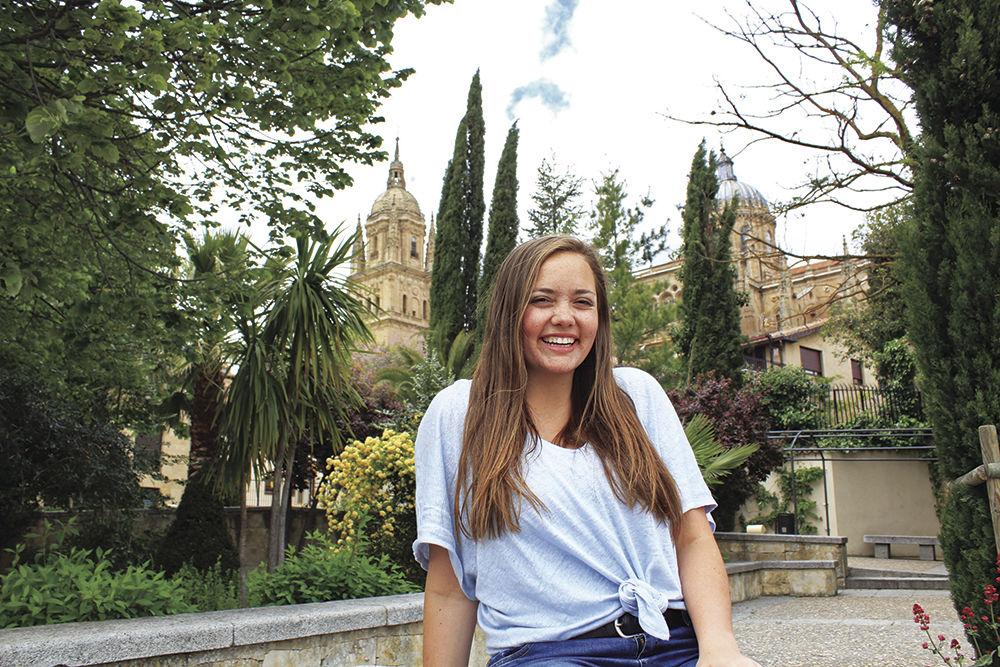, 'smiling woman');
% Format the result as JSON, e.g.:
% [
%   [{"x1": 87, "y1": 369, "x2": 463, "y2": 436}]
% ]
[
  {"x1": 413, "y1": 235, "x2": 762, "y2": 666},
  {"x1": 521, "y1": 252, "x2": 598, "y2": 390}
]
